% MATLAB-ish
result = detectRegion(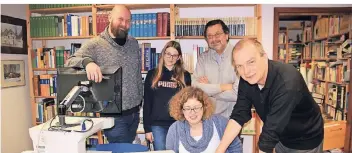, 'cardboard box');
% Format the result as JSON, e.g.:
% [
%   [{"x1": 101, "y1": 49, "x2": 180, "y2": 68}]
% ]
[{"x1": 323, "y1": 120, "x2": 346, "y2": 151}]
